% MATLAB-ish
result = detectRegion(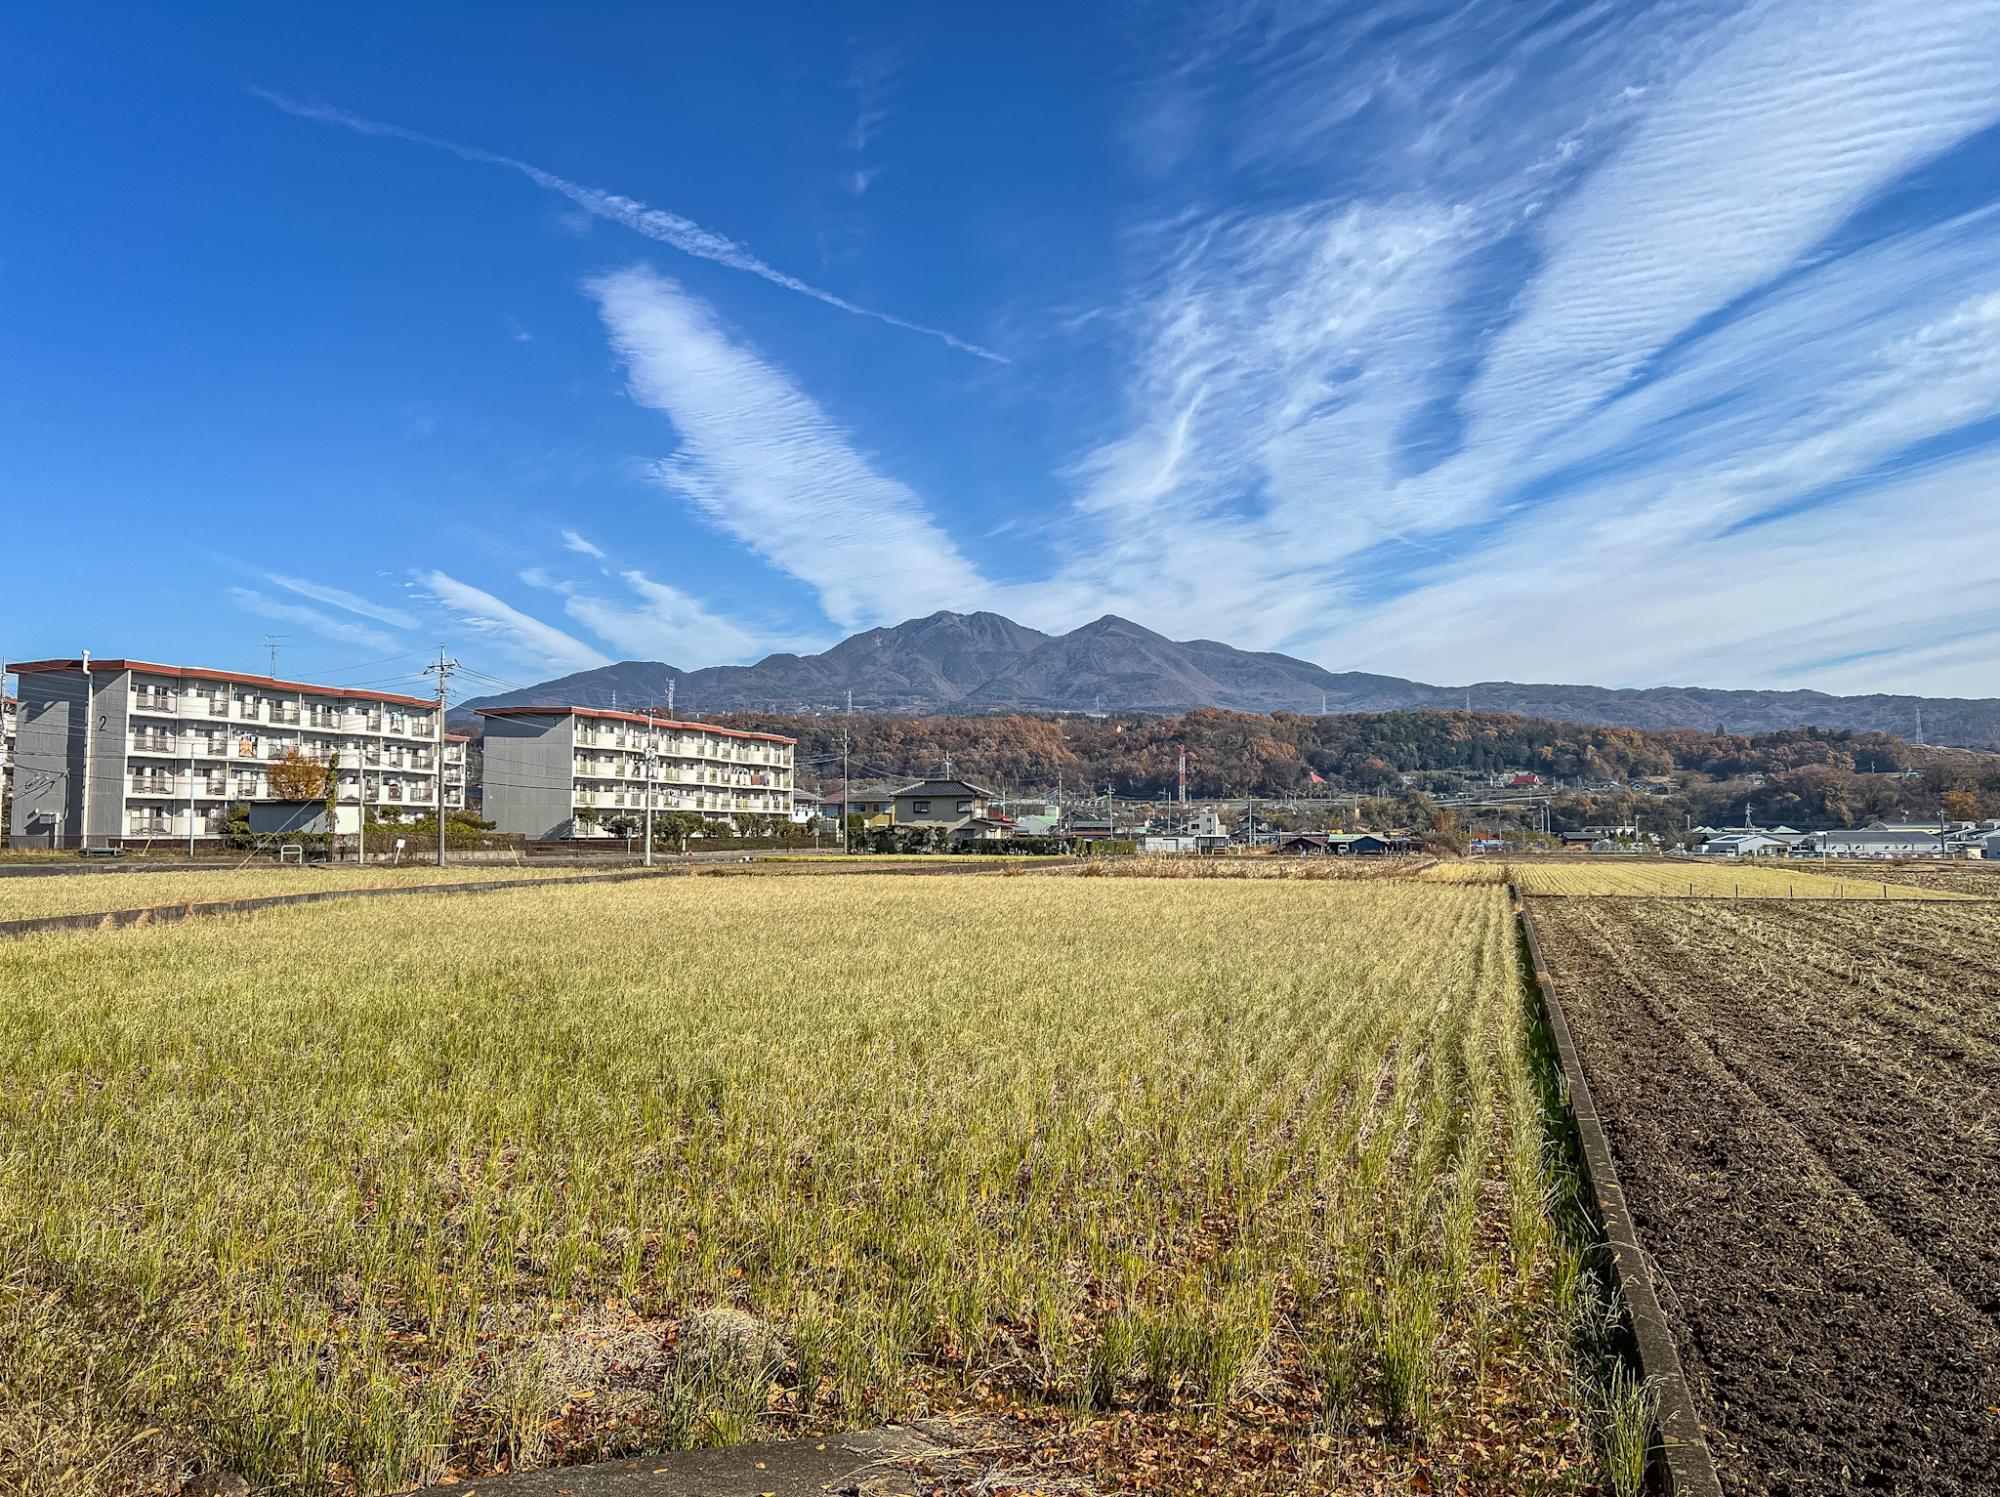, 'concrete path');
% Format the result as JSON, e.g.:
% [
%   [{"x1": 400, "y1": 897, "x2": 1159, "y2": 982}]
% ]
[{"x1": 432, "y1": 1423, "x2": 962, "y2": 1497}]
